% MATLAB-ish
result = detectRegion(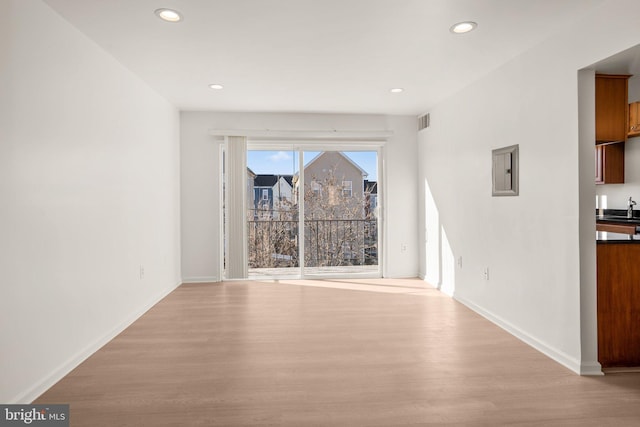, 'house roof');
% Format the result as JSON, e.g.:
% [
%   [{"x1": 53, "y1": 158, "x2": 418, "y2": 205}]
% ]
[
  {"x1": 254, "y1": 175, "x2": 294, "y2": 187},
  {"x1": 282, "y1": 176, "x2": 294, "y2": 186}
]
